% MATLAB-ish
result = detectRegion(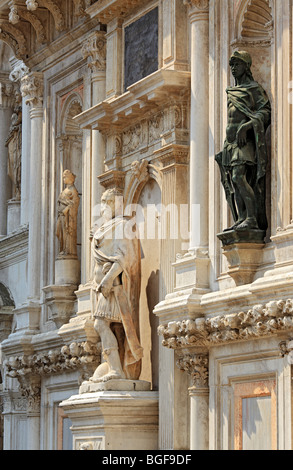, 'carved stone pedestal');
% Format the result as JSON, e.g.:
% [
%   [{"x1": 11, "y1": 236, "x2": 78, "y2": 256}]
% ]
[
  {"x1": 55, "y1": 257, "x2": 80, "y2": 285},
  {"x1": 43, "y1": 285, "x2": 77, "y2": 328},
  {"x1": 217, "y1": 230, "x2": 265, "y2": 286},
  {"x1": 79, "y1": 378, "x2": 151, "y2": 393},
  {"x1": 59, "y1": 389, "x2": 159, "y2": 450},
  {"x1": 7, "y1": 199, "x2": 21, "y2": 234}
]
